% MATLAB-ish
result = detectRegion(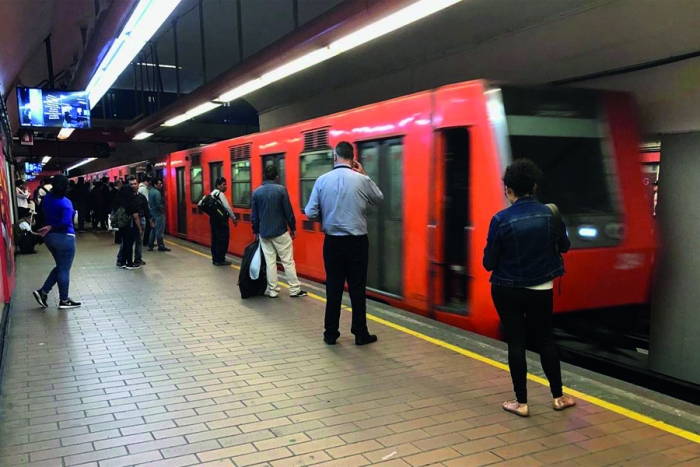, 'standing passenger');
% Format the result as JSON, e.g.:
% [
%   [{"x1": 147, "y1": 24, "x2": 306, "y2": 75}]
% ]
[
  {"x1": 16, "y1": 182, "x2": 30, "y2": 219},
  {"x1": 116, "y1": 185, "x2": 142, "y2": 270},
  {"x1": 148, "y1": 179, "x2": 171, "y2": 252},
  {"x1": 208, "y1": 177, "x2": 238, "y2": 266},
  {"x1": 138, "y1": 177, "x2": 152, "y2": 252},
  {"x1": 251, "y1": 165, "x2": 307, "y2": 298},
  {"x1": 73, "y1": 177, "x2": 90, "y2": 233},
  {"x1": 305, "y1": 141, "x2": 383, "y2": 345},
  {"x1": 32, "y1": 175, "x2": 81, "y2": 309},
  {"x1": 483, "y1": 158, "x2": 576, "y2": 417}
]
